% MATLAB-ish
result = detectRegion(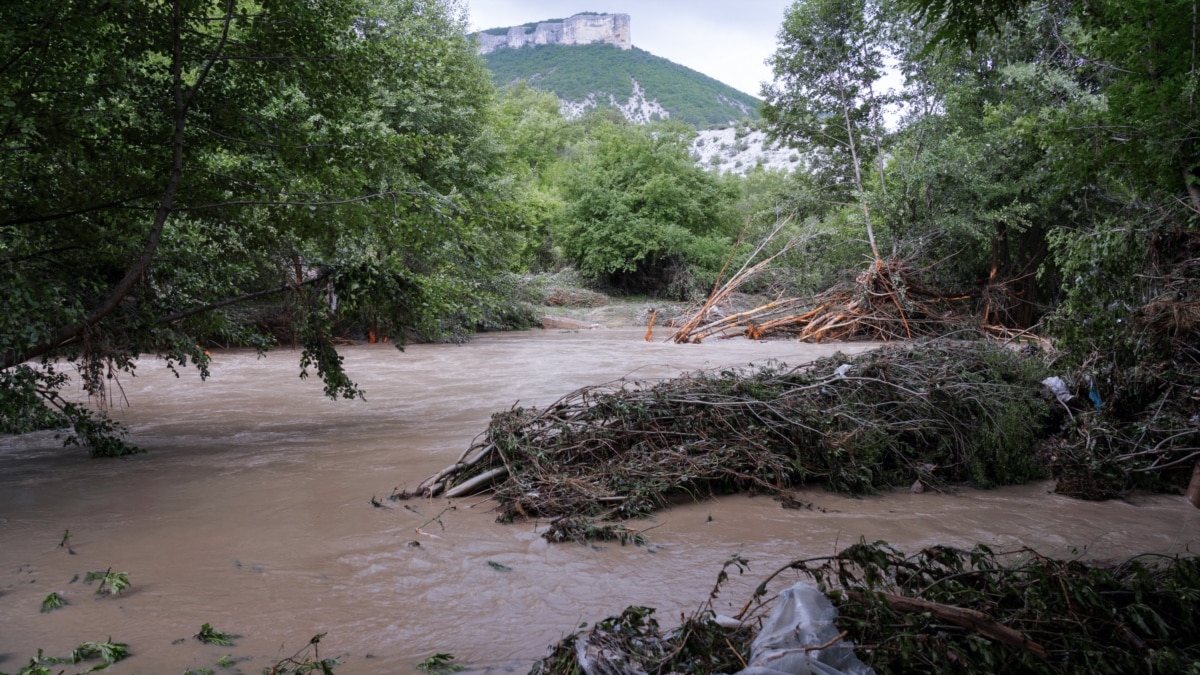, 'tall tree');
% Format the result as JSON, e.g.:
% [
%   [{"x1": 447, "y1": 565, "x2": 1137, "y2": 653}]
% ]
[
  {"x1": 0, "y1": 0, "x2": 512, "y2": 453},
  {"x1": 554, "y1": 118, "x2": 736, "y2": 296},
  {"x1": 762, "y1": 0, "x2": 891, "y2": 260}
]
